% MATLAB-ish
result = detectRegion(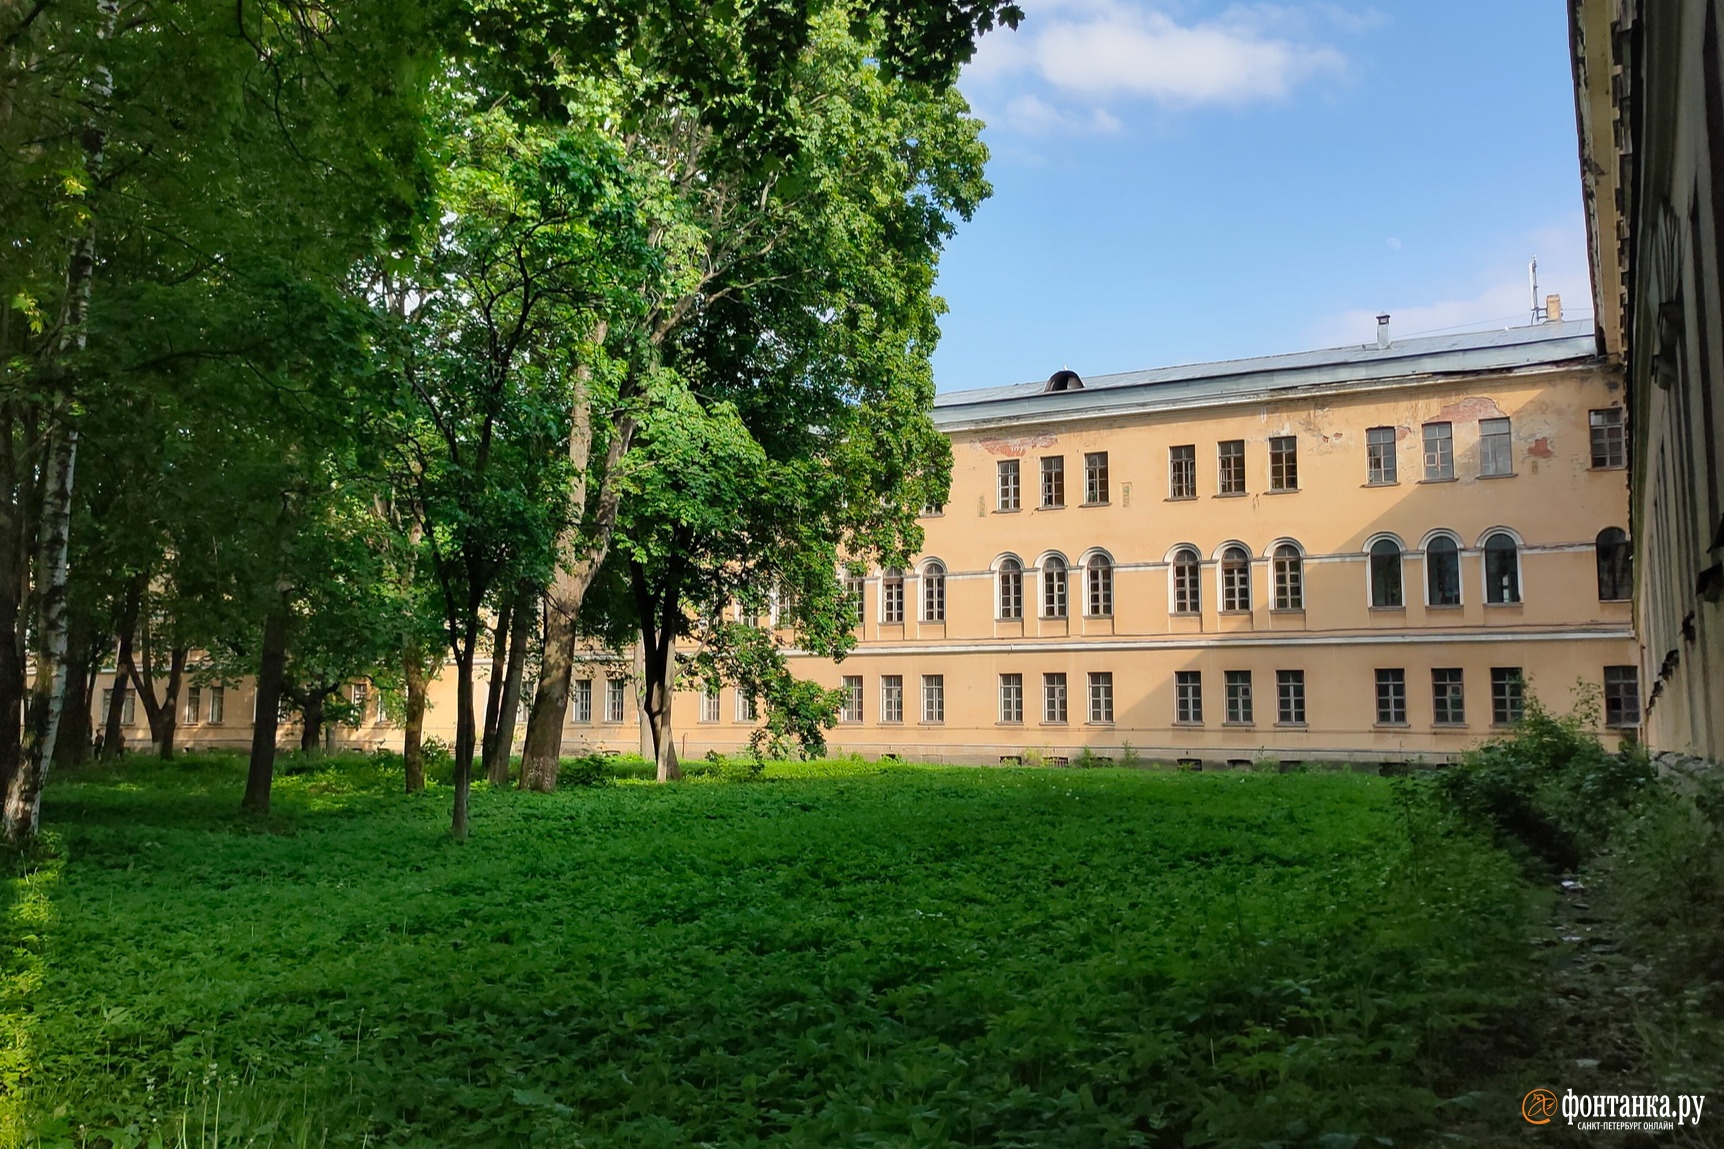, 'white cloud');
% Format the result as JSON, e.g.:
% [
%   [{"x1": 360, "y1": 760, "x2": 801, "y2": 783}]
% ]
[
  {"x1": 1385, "y1": 236, "x2": 1401, "y2": 250},
  {"x1": 997, "y1": 94, "x2": 1125, "y2": 135},
  {"x1": 964, "y1": 1, "x2": 1353, "y2": 134},
  {"x1": 1309, "y1": 222, "x2": 1594, "y2": 348}
]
